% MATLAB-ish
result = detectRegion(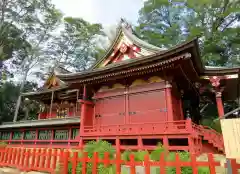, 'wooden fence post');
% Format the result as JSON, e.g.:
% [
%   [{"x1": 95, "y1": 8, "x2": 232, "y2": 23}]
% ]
[
  {"x1": 72, "y1": 151, "x2": 78, "y2": 174},
  {"x1": 4, "y1": 148, "x2": 9, "y2": 164},
  {"x1": 115, "y1": 150, "x2": 122, "y2": 174},
  {"x1": 35, "y1": 149, "x2": 40, "y2": 168},
  {"x1": 190, "y1": 154, "x2": 198, "y2": 174},
  {"x1": 159, "y1": 152, "x2": 166, "y2": 174},
  {"x1": 62, "y1": 150, "x2": 69, "y2": 174},
  {"x1": 129, "y1": 154, "x2": 136, "y2": 174},
  {"x1": 52, "y1": 149, "x2": 57, "y2": 169},
  {"x1": 207, "y1": 153, "x2": 217, "y2": 174},
  {"x1": 175, "y1": 153, "x2": 181, "y2": 174},
  {"x1": 15, "y1": 148, "x2": 21, "y2": 168},
  {"x1": 46, "y1": 149, "x2": 52, "y2": 169},
  {"x1": 9, "y1": 148, "x2": 14, "y2": 165},
  {"x1": 20, "y1": 148, "x2": 26, "y2": 168},
  {"x1": 92, "y1": 152, "x2": 98, "y2": 174},
  {"x1": 81, "y1": 152, "x2": 88, "y2": 174},
  {"x1": 103, "y1": 152, "x2": 110, "y2": 167},
  {"x1": 0, "y1": 148, "x2": 4, "y2": 165},
  {"x1": 144, "y1": 153, "x2": 150, "y2": 174},
  {"x1": 40, "y1": 148, "x2": 46, "y2": 169},
  {"x1": 31, "y1": 149, "x2": 36, "y2": 170}
]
